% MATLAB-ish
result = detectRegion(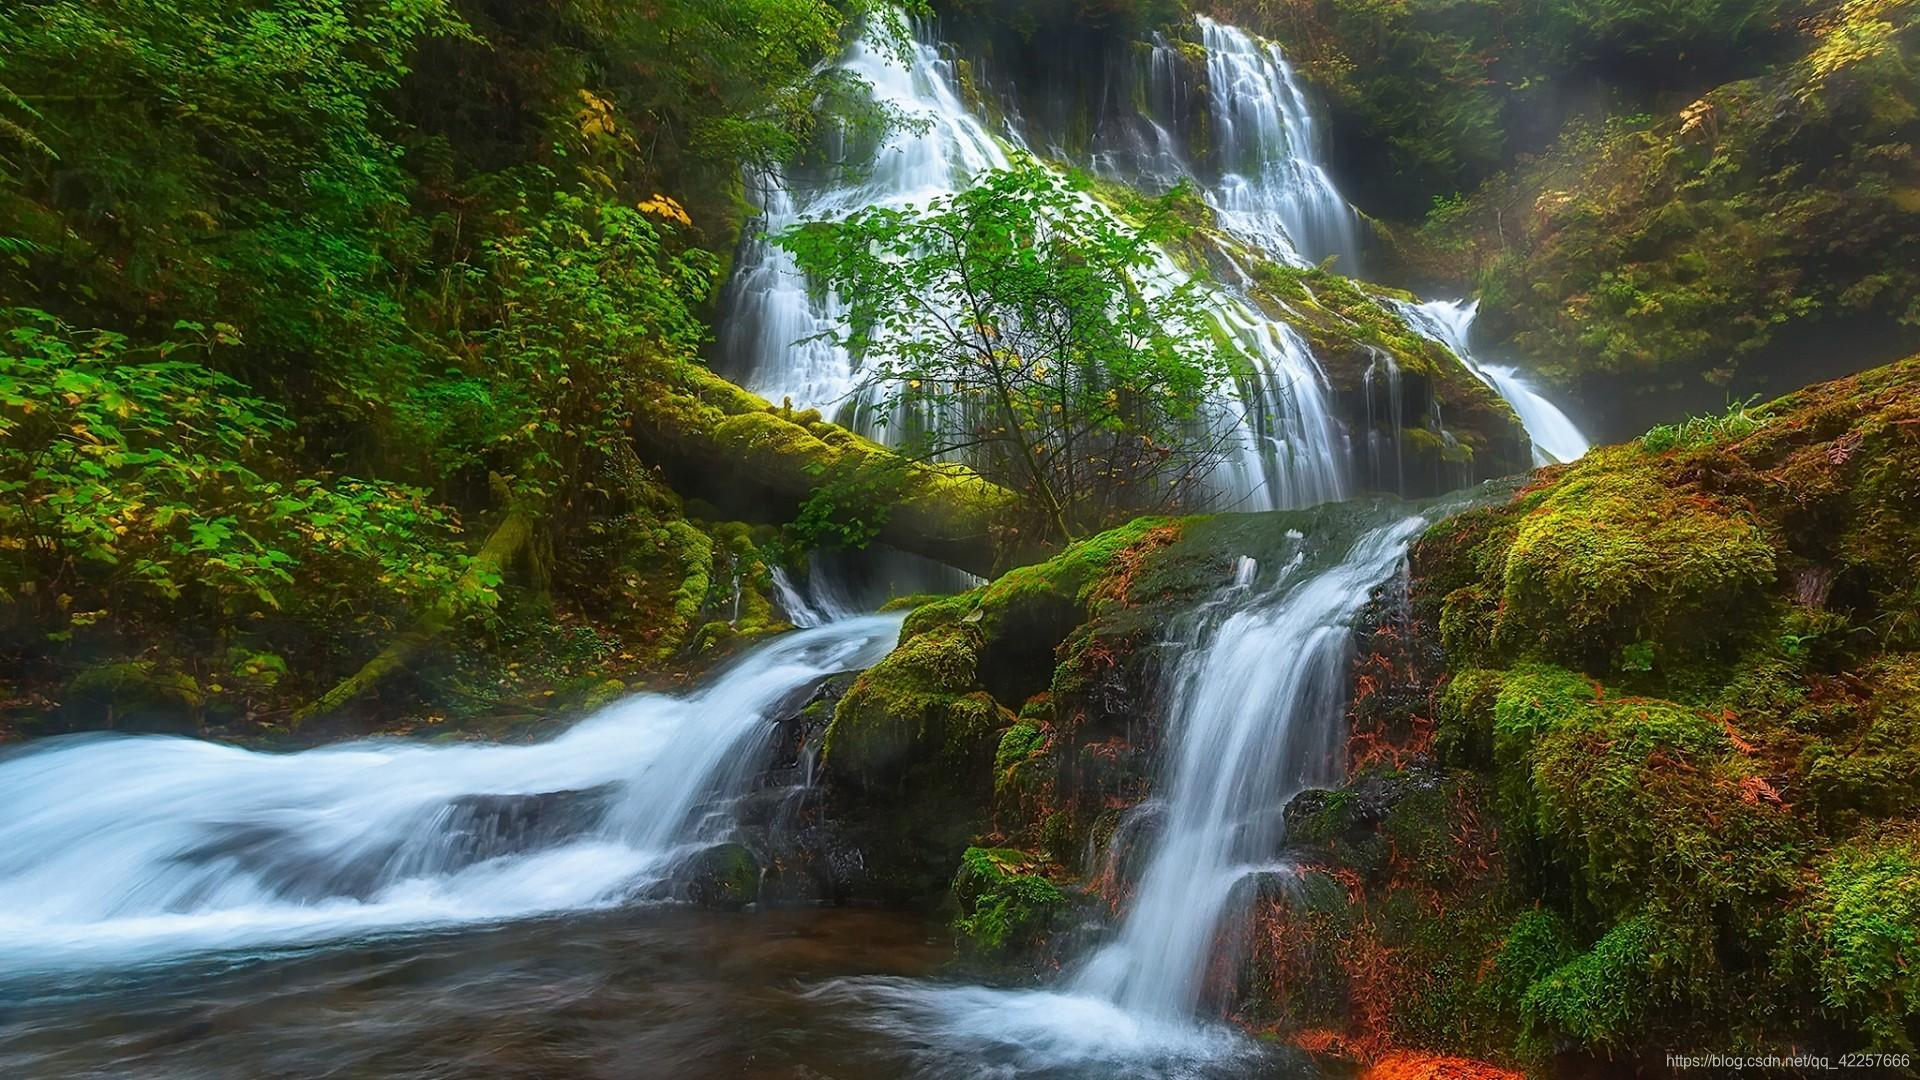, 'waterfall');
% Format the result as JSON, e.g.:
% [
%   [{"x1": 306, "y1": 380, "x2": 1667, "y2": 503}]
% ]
[
  {"x1": 1070, "y1": 514, "x2": 1426, "y2": 1016},
  {"x1": 817, "y1": 512, "x2": 1432, "y2": 1072},
  {"x1": 1392, "y1": 298, "x2": 1592, "y2": 465},
  {"x1": 0, "y1": 616, "x2": 903, "y2": 972},
  {"x1": 721, "y1": 18, "x2": 1352, "y2": 515},
  {"x1": 771, "y1": 565, "x2": 860, "y2": 629},
  {"x1": 1193, "y1": 17, "x2": 1362, "y2": 271},
  {"x1": 720, "y1": 31, "x2": 1011, "y2": 421}
]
